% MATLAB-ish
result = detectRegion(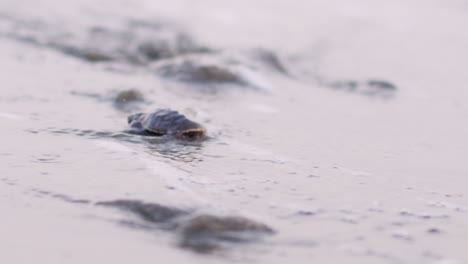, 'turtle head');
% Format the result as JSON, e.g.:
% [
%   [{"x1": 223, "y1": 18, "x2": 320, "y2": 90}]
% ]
[{"x1": 173, "y1": 119, "x2": 206, "y2": 141}]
